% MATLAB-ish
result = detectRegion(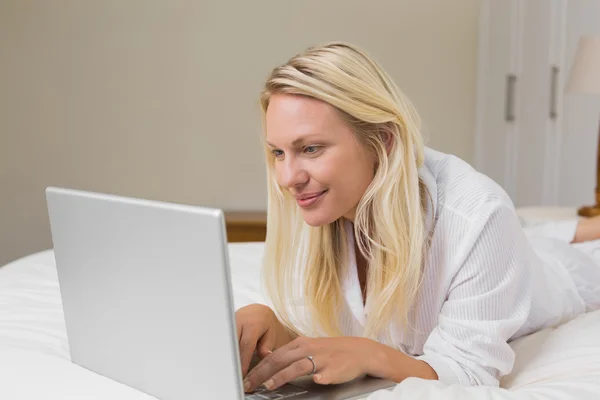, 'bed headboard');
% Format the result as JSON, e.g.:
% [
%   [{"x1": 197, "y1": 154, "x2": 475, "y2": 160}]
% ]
[{"x1": 225, "y1": 212, "x2": 266, "y2": 242}]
